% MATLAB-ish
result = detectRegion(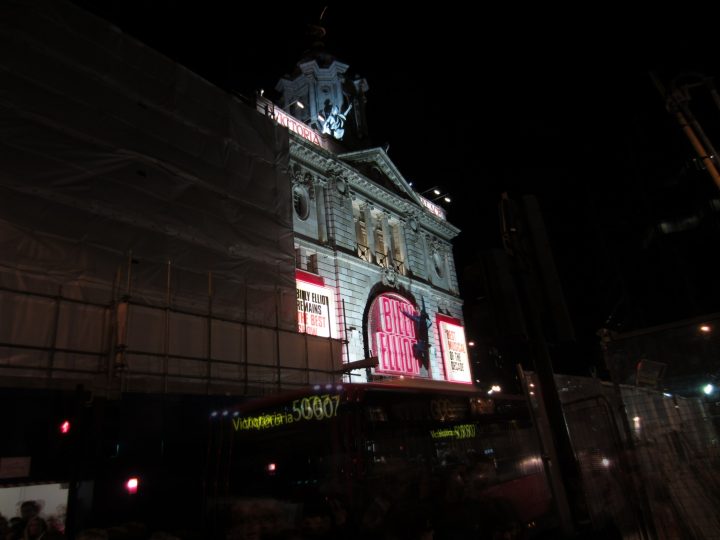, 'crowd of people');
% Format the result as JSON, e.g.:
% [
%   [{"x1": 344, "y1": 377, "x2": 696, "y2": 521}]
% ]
[
  {"x1": 1, "y1": 455, "x2": 550, "y2": 539},
  {"x1": 218, "y1": 455, "x2": 541, "y2": 540},
  {"x1": 0, "y1": 500, "x2": 65, "y2": 540},
  {"x1": 0, "y1": 501, "x2": 183, "y2": 540}
]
